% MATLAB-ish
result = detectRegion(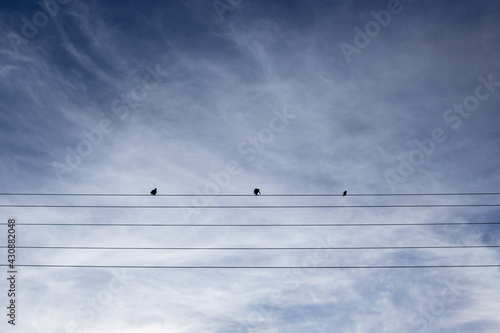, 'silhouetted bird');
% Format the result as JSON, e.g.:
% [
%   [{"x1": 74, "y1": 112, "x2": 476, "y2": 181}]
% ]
[
  {"x1": 343, "y1": 191, "x2": 347, "y2": 197},
  {"x1": 150, "y1": 188, "x2": 157, "y2": 195},
  {"x1": 254, "y1": 188, "x2": 261, "y2": 195}
]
